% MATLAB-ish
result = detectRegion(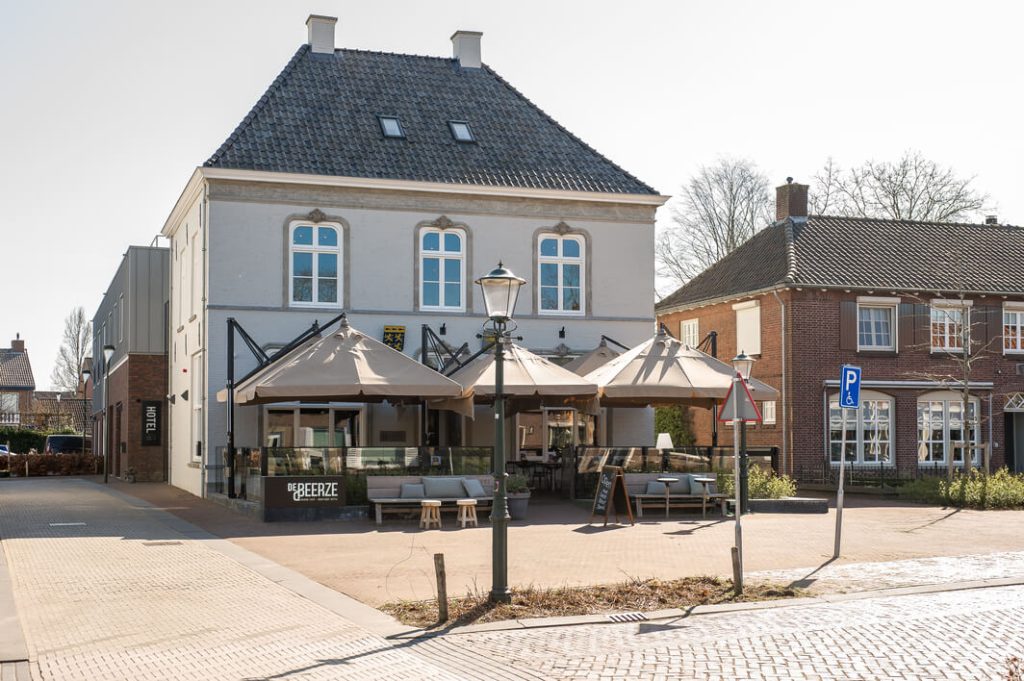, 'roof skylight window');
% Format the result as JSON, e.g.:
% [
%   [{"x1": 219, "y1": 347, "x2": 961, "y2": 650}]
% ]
[
  {"x1": 378, "y1": 116, "x2": 405, "y2": 139},
  {"x1": 448, "y1": 121, "x2": 475, "y2": 143}
]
